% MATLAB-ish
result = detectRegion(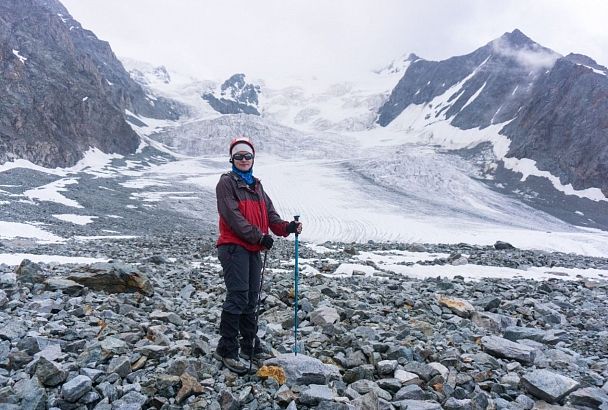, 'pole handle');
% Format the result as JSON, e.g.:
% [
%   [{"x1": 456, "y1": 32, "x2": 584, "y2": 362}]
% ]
[{"x1": 294, "y1": 215, "x2": 300, "y2": 237}]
